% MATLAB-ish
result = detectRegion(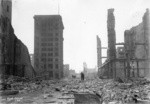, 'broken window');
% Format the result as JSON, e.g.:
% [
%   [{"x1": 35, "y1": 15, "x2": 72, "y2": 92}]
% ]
[
  {"x1": 55, "y1": 52, "x2": 58, "y2": 56},
  {"x1": 48, "y1": 53, "x2": 53, "y2": 56},
  {"x1": 49, "y1": 71, "x2": 53, "y2": 78},
  {"x1": 48, "y1": 48, "x2": 53, "y2": 51},
  {"x1": 48, "y1": 64, "x2": 53, "y2": 69},
  {"x1": 55, "y1": 73, "x2": 59, "y2": 79},
  {"x1": 48, "y1": 58, "x2": 53, "y2": 62},
  {"x1": 7, "y1": 5, "x2": 9, "y2": 12},
  {"x1": 55, "y1": 64, "x2": 59, "y2": 69}
]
